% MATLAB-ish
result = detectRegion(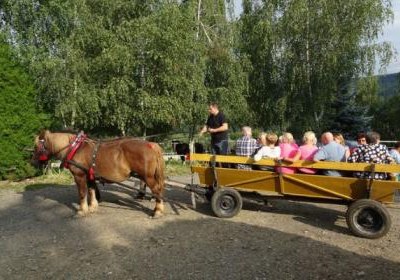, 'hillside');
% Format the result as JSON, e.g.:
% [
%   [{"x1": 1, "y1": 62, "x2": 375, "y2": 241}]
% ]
[{"x1": 377, "y1": 72, "x2": 400, "y2": 98}]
